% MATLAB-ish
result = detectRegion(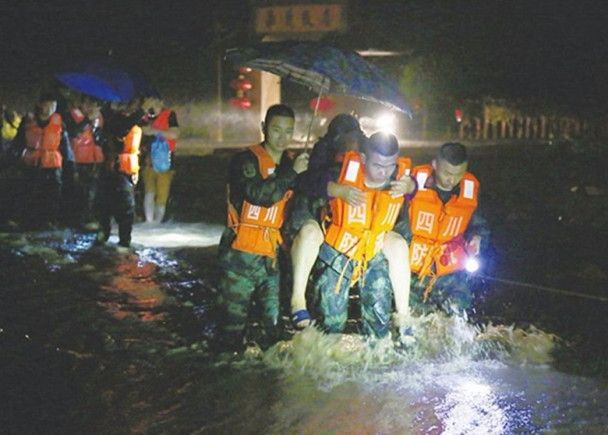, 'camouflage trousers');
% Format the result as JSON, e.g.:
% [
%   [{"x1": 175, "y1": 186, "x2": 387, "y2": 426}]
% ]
[
  {"x1": 217, "y1": 237, "x2": 281, "y2": 343},
  {"x1": 410, "y1": 270, "x2": 473, "y2": 314},
  {"x1": 312, "y1": 243, "x2": 393, "y2": 338}
]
